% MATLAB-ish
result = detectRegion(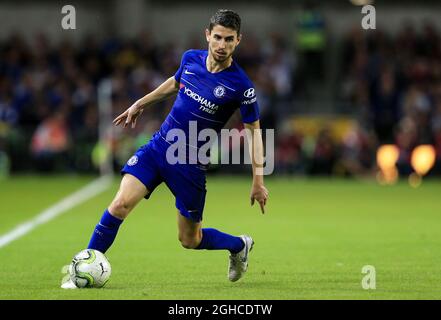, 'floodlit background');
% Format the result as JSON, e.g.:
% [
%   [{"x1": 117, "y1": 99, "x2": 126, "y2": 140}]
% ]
[
  {"x1": 1, "y1": 0, "x2": 441, "y2": 180},
  {"x1": 0, "y1": 0, "x2": 440, "y2": 300}
]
